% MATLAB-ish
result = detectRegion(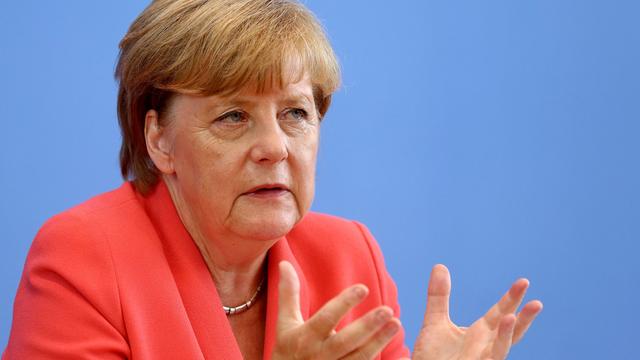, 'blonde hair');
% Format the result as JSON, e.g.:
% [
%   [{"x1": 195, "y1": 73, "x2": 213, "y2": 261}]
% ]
[{"x1": 115, "y1": 0, "x2": 341, "y2": 194}]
